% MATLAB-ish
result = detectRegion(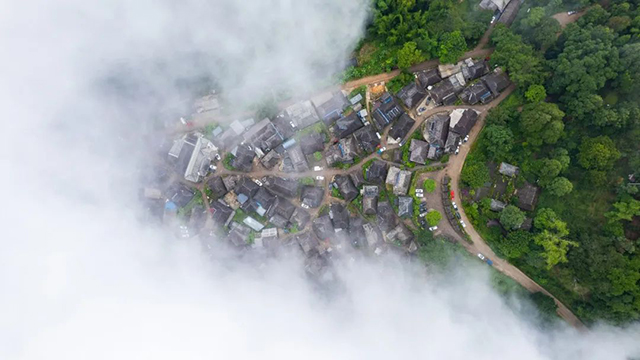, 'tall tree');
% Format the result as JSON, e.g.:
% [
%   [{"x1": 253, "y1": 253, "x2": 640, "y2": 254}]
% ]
[
  {"x1": 437, "y1": 30, "x2": 466, "y2": 64},
  {"x1": 490, "y1": 25, "x2": 548, "y2": 89},
  {"x1": 547, "y1": 177, "x2": 574, "y2": 197},
  {"x1": 578, "y1": 135, "x2": 621, "y2": 171},
  {"x1": 500, "y1": 205, "x2": 526, "y2": 230},
  {"x1": 482, "y1": 125, "x2": 514, "y2": 161},
  {"x1": 520, "y1": 102, "x2": 565, "y2": 146},
  {"x1": 397, "y1": 41, "x2": 424, "y2": 69}
]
